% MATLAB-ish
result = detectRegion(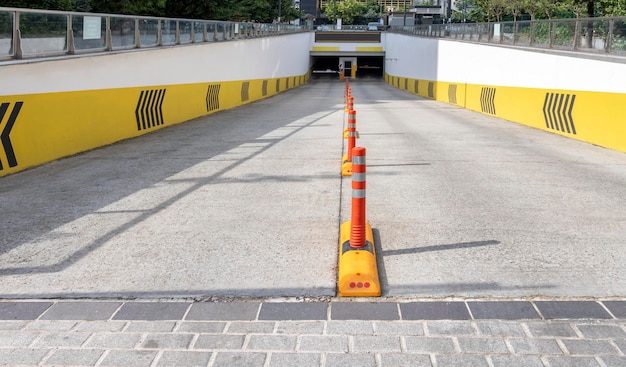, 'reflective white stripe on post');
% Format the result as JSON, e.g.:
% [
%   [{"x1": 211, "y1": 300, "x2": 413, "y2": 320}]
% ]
[
  {"x1": 352, "y1": 189, "x2": 366, "y2": 198},
  {"x1": 352, "y1": 156, "x2": 366, "y2": 165},
  {"x1": 352, "y1": 172, "x2": 366, "y2": 182},
  {"x1": 348, "y1": 132, "x2": 357, "y2": 137}
]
